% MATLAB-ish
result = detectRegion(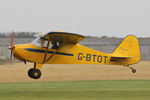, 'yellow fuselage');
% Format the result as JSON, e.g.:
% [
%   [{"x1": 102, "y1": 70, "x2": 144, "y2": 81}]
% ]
[{"x1": 13, "y1": 43, "x2": 138, "y2": 65}]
